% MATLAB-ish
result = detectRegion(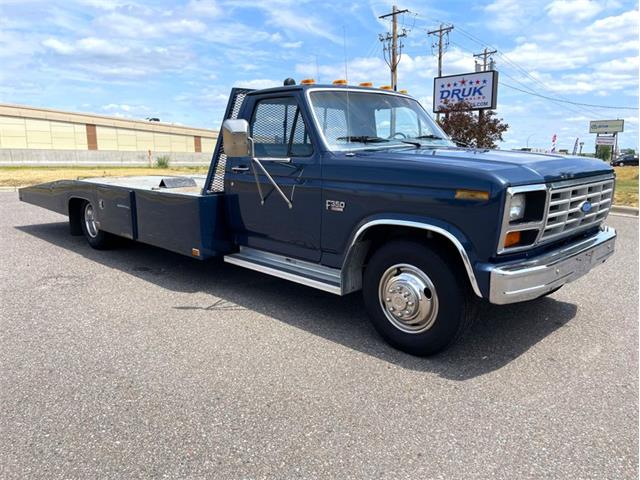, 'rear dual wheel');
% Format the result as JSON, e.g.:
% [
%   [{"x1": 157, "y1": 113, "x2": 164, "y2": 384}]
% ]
[{"x1": 363, "y1": 240, "x2": 476, "y2": 356}]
